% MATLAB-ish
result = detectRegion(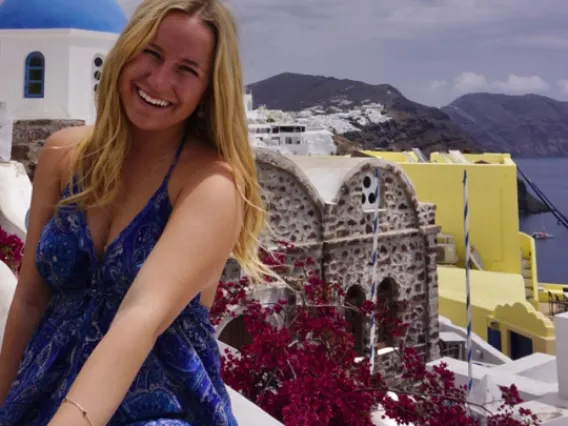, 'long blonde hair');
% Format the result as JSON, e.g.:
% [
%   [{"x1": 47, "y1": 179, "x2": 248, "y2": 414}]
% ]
[{"x1": 61, "y1": 0, "x2": 268, "y2": 281}]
